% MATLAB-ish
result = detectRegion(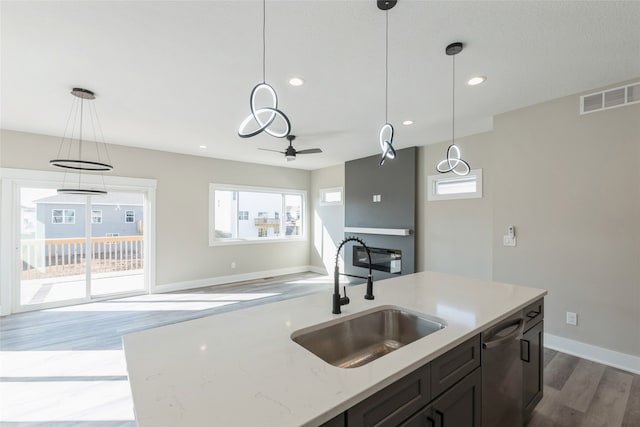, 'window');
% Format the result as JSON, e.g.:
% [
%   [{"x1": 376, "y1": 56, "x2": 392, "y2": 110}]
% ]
[
  {"x1": 125, "y1": 210, "x2": 135, "y2": 223},
  {"x1": 319, "y1": 187, "x2": 343, "y2": 205},
  {"x1": 209, "y1": 184, "x2": 306, "y2": 244},
  {"x1": 427, "y1": 169, "x2": 483, "y2": 201},
  {"x1": 91, "y1": 210, "x2": 102, "y2": 224},
  {"x1": 52, "y1": 209, "x2": 75, "y2": 224}
]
